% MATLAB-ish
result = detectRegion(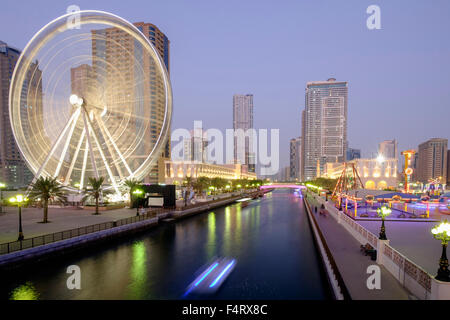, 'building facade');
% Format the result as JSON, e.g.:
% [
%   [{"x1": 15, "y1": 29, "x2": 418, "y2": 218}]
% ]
[
  {"x1": 303, "y1": 78, "x2": 348, "y2": 181},
  {"x1": 323, "y1": 158, "x2": 398, "y2": 190},
  {"x1": 416, "y1": 138, "x2": 448, "y2": 184},
  {"x1": 160, "y1": 160, "x2": 256, "y2": 185},
  {"x1": 0, "y1": 41, "x2": 36, "y2": 188},
  {"x1": 378, "y1": 139, "x2": 398, "y2": 159},
  {"x1": 289, "y1": 137, "x2": 302, "y2": 181},
  {"x1": 233, "y1": 94, "x2": 255, "y2": 172}
]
